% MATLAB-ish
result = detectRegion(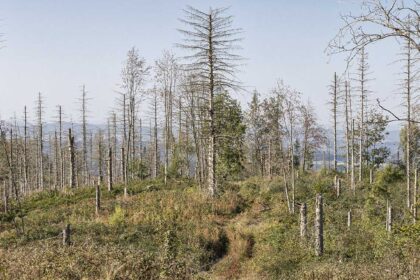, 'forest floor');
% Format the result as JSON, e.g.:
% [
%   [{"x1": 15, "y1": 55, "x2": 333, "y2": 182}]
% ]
[{"x1": 0, "y1": 169, "x2": 419, "y2": 279}]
